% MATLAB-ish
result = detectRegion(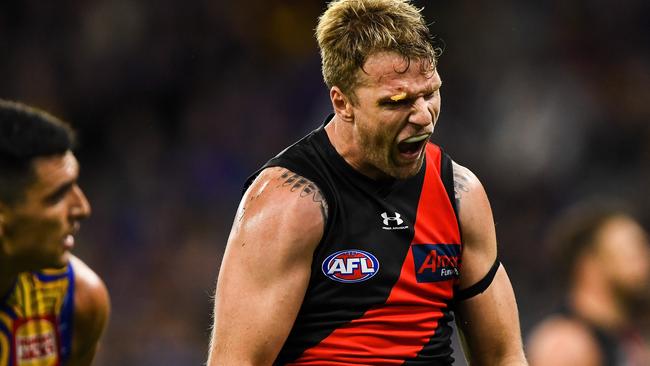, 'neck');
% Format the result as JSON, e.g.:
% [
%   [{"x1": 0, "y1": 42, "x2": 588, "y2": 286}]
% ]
[
  {"x1": 570, "y1": 276, "x2": 627, "y2": 331},
  {"x1": 325, "y1": 114, "x2": 354, "y2": 161},
  {"x1": 325, "y1": 114, "x2": 387, "y2": 180}
]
